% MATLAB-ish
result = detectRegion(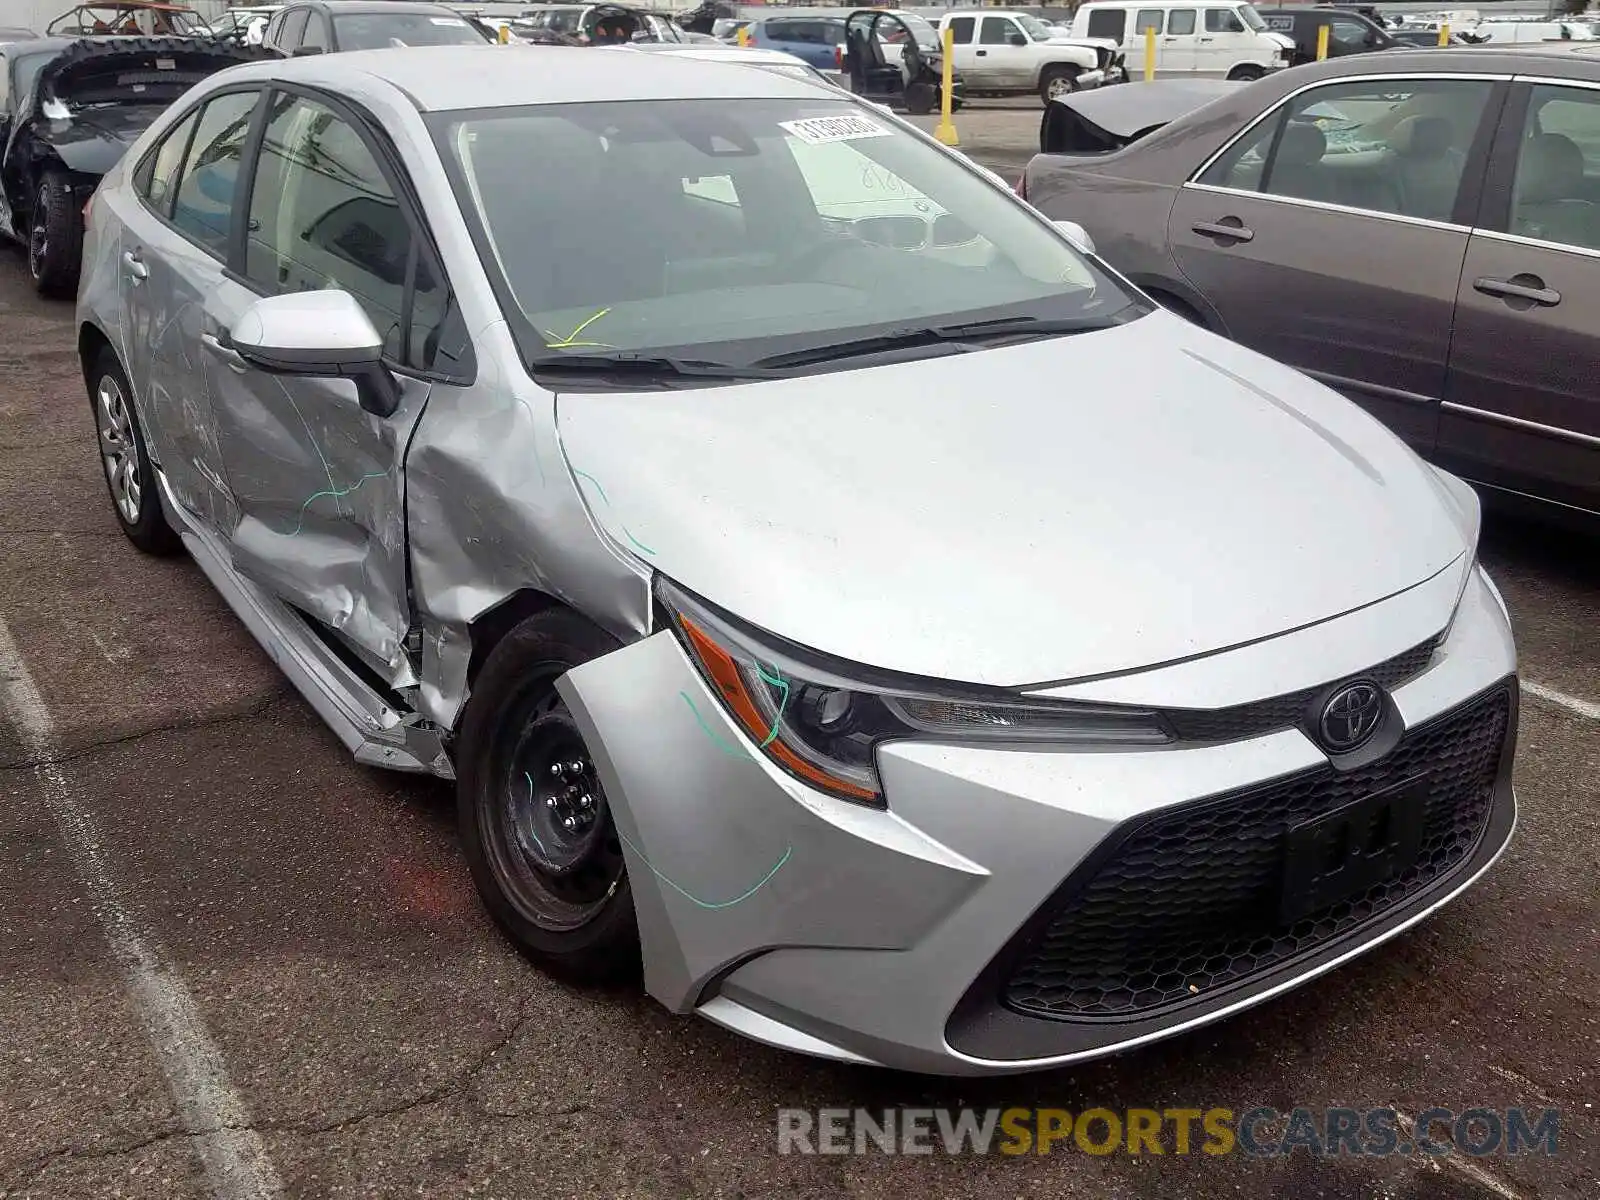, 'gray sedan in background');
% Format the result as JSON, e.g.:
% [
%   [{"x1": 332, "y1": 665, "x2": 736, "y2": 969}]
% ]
[
  {"x1": 1022, "y1": 46, "x2": 1600, "y2": 523},
  {"x1": 78, "y1": 46, "x2": 1517, "y2": 1075}
]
